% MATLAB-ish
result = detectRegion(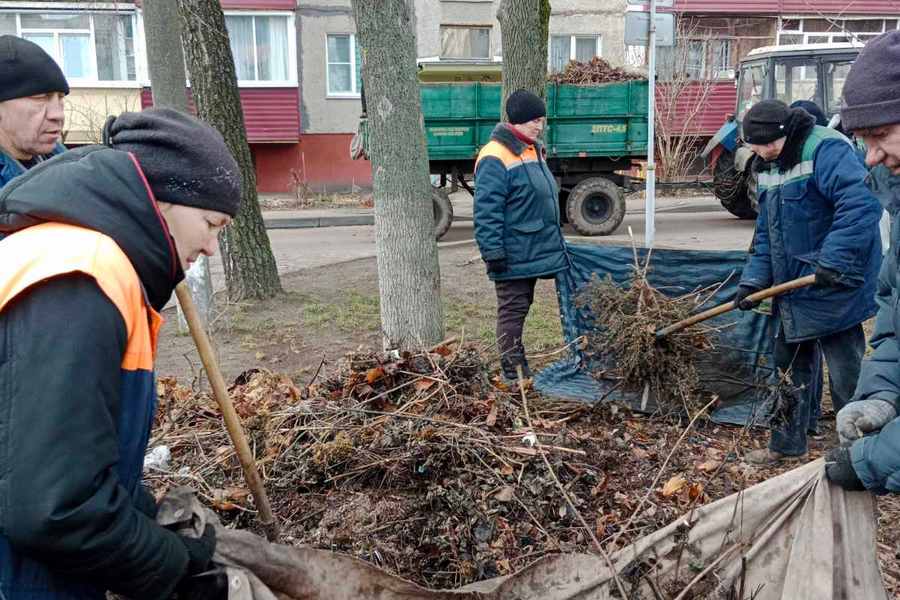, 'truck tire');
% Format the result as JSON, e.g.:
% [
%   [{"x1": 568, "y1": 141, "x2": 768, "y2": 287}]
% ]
[
  {"x1": 433, "y1": 188, "x2": 454, "y2": 240},
  {"x1": 566, "y1": 177, "x2": 626, "y2": 236},
  {"x1": 714, "y1": 148, "x2": 757, "y2": 220}
]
